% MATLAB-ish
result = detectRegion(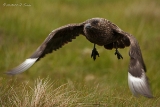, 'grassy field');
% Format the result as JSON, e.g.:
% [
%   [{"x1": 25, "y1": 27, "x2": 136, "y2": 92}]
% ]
[{"x1": 0, "y1": 0, "x2": 160, "y2": 106}]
